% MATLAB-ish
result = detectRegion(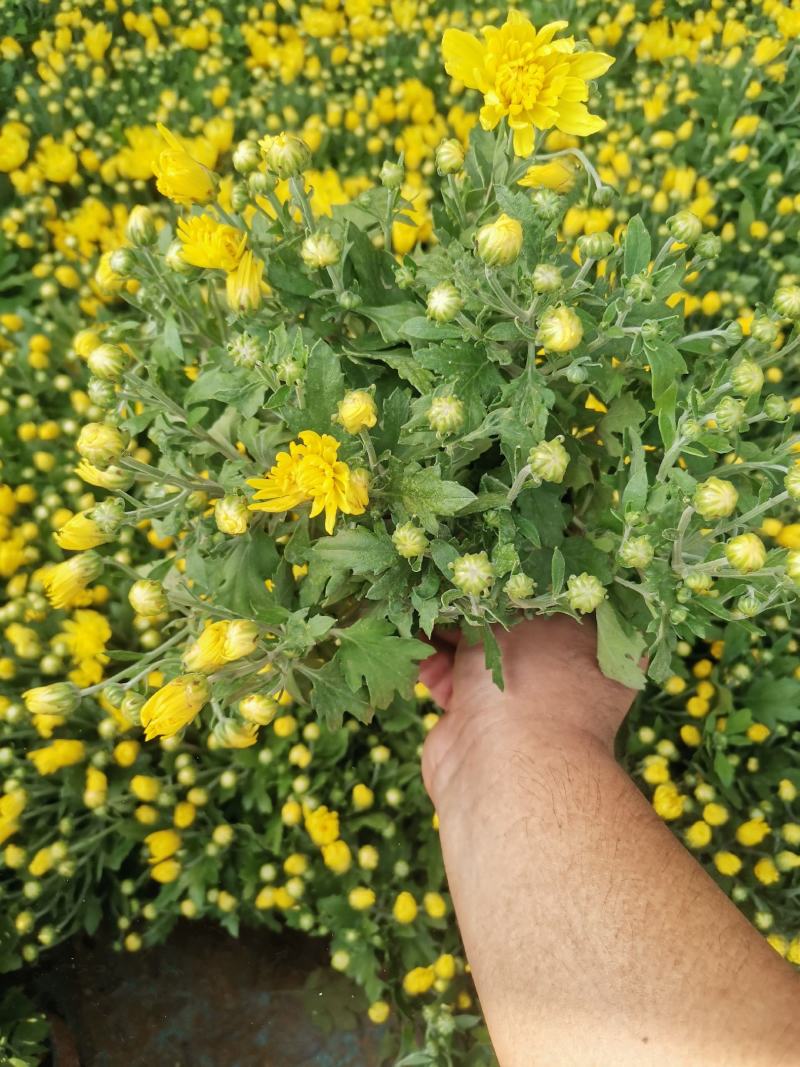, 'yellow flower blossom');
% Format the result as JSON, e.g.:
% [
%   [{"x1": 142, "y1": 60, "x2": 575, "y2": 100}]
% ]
[
  {"x1": 248, "y1": 430, "x2": 368, "y2": 534},
  {"x1": 27, "y1": 739, "x2": 86, "y2": 775},
  {"x1": 139, "y1": 674, "x2": 210, "y2": 741},
  {"x1": 442, "y1": 12, "x2": 614, "y2": 156},
  {"x1": 226, "y1": 249, "x2": 264, "y2": 311},
  {"x1": 152, "y1": 123, "x2": 216, "y2": 205},
  {"x1": 177, "y1": 215, "x2": 246, "y2": 271}
]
